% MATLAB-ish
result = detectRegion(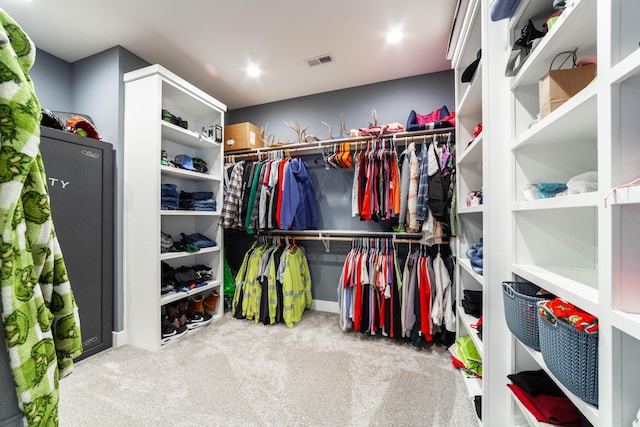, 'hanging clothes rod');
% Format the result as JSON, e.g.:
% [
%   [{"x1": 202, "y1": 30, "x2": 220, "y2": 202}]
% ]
[
  {"x1": 283, "y1": 235, "x2": 422, "y2": 244},
  {"x1": 257, "y1": 229, "x2": 427, "y2": 252},
  {"x1": 262, "y1": 229, "x2": 423, "y2": 238},
  {"x1": 224, "y1": 127, "x2": 454, "y2": 160}
]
